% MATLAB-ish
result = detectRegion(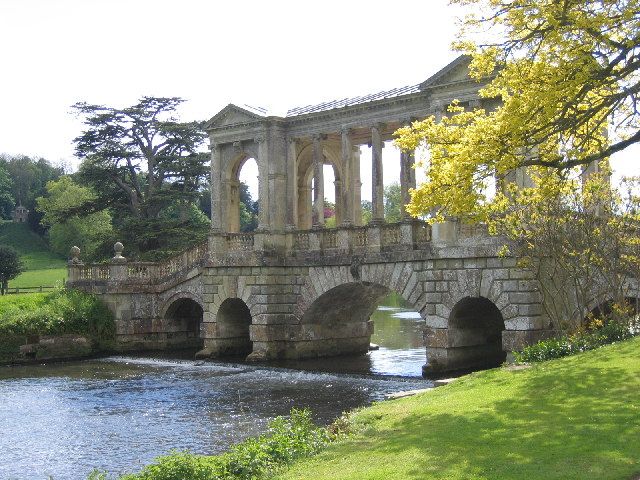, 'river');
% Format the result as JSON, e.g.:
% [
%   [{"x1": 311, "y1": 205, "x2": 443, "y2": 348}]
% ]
[{"x1": 0, "y1": 294, "x2": 429, "y2": 479}]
